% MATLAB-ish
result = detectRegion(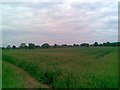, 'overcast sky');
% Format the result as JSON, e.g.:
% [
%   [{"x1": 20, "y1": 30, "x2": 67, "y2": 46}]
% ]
[{"x1": 1, "y1": 0, "x2": 118, "y2": 47}]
